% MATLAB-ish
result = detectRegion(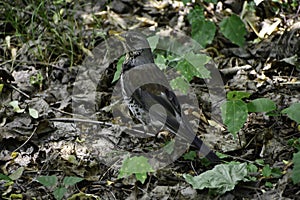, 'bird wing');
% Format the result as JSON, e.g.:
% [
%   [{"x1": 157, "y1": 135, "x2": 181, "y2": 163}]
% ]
[{"x1": 131, "y1": 82, "x2": 220, "y2": 162}]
